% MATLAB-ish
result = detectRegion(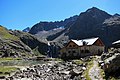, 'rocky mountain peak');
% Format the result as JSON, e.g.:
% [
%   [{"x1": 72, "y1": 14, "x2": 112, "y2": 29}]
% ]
[
  {"x1": 86, "y1": 7, "x2": 101, "y2": 12},
  {"x1": 113, "y1": 13, "x2": 120, "y2": 17},
  {"x1": 64, "y1": 7, "x2": 118, "y2": 46},
  {"x1": 23, "y1": 27, "x2": 31, "y2": 32},
  {"x1": 80, "y1": 7, "x2": 111, "y2": 21}
]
